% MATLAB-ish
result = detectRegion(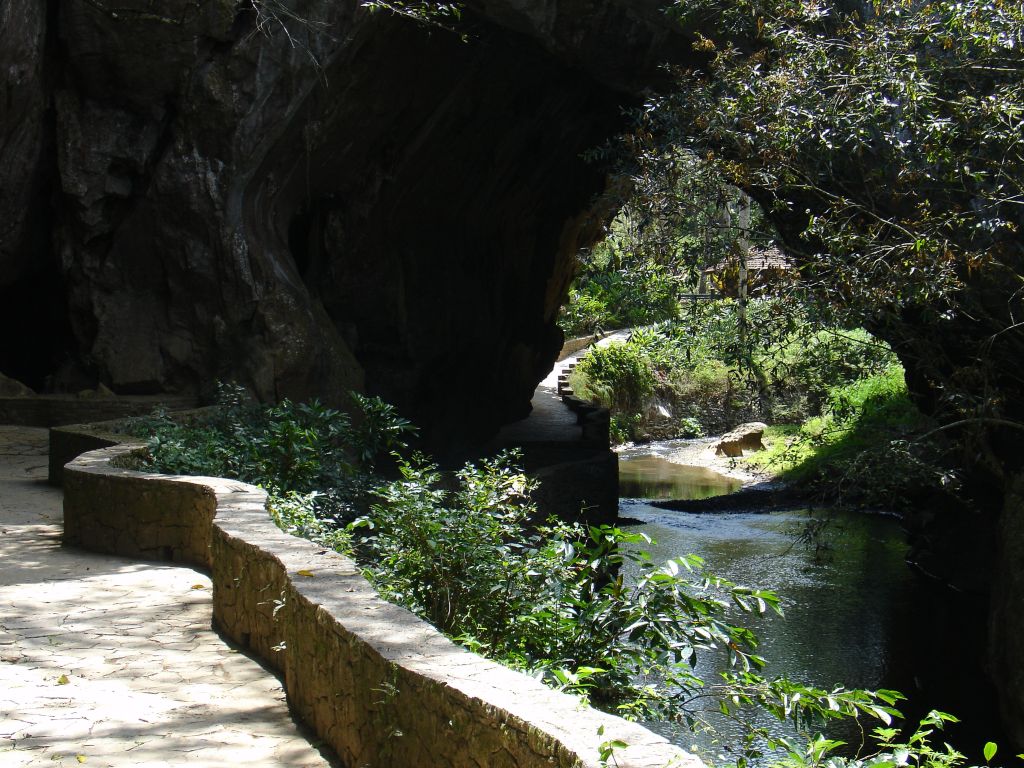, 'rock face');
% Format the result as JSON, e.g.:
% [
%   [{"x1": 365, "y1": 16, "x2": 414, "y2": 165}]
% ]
[
  {"x1": 991, "y1": 473, "x2": 1024, "y2": 747},
  {"x1": 0, "y1": 0, "x2": 48, "y2": 287},
  {"x1": 715, "y1": 422, "x2": 767, "y2": 458},
  {"x1": 0, "y1": 374, "x2": 34, "y2": 398},
  {"x1": 0, "y1": 0, "x2": 693, "y2": 447}
]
